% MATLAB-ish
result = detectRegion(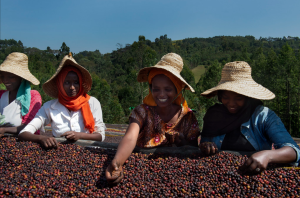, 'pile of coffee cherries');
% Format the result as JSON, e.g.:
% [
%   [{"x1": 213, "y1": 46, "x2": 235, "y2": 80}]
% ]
[{"x1": 0, "y1": 137, "x2": 299, "y2": 197}]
